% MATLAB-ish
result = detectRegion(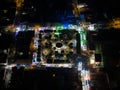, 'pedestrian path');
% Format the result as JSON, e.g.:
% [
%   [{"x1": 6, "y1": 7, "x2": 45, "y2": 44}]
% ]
[{"x1": 79, "y1": 69, "x2": 91, "y2": 90}]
